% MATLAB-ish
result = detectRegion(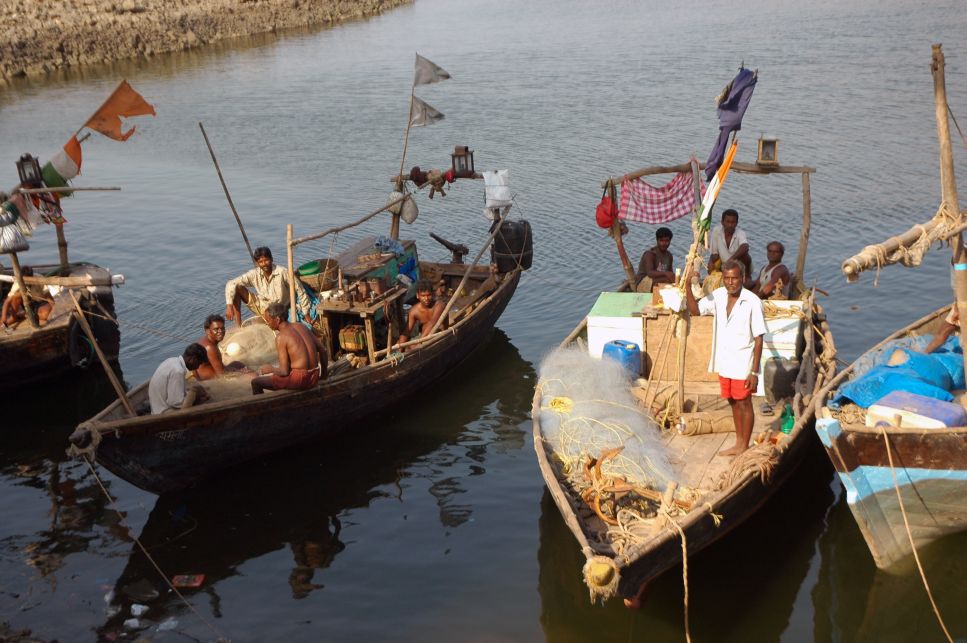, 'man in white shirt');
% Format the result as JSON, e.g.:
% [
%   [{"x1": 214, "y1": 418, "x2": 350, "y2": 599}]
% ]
[
  {"x1": 148, "y1": 343, "x2": 210, "y2": 414},
  {"x1": 224, "y1": 246, "x2": 290, "y2": 327},
  {"x1": 708, "y1": 209, "x2": 752, "y2": 278},
  {"x1": 685, "y1": 260, "x2": 766, "y2": 456}
]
